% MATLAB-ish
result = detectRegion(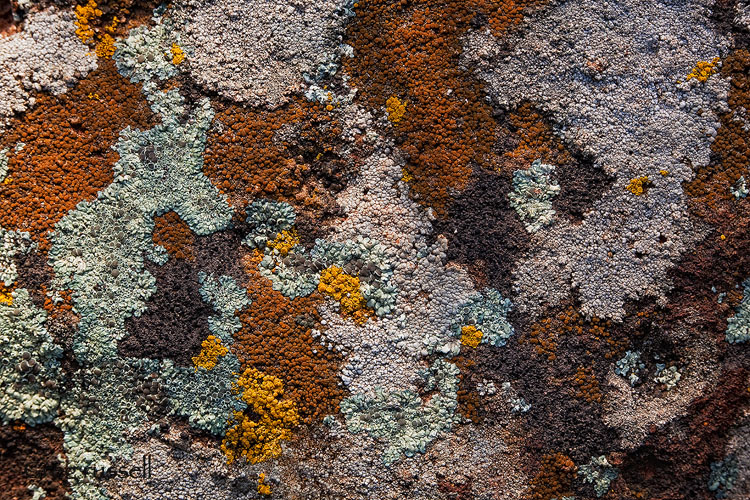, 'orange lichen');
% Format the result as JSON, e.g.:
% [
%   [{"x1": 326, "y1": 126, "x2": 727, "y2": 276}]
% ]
[
  {"x1": 526, "y1": 452, "x2": 577, "y2": 500},
  {"x1": 221, "y1": 367, "x2": 299, "y2": 464},
  {"x1": 454, "y1": 355, "x2": 481, "y2": 423},
  {"x1": 152, "y1": 211, "x2": 196, "y2": 261},
  {"x1": 266, "y1": 229, "x2": 299, "y2": 256},
  {"x1": 626, "y1": 176, "x2": 650, "y2": 196},
  {"x1": 192, "y1": 335, "x2": 228, "y2": 371},
  {"x1": 317, "y1": 265, "x2": 373, "y2": 325},
  {"x1": 460, "y1": 325, "x2": 483, "y2": 348},
  {"x1": 385, "y1": 96, "x2": 407, "y2": 124},
  {"x1": 234, "y1": 251, "x2": 345, "y2": 424},
  {"x1": 573, "y1": 365, "x2": 602, "y2": 403},
  {"x1": 74, "y1": 0, "x2": 101, "y2": 44},
  {"x1": 171, "y1": 43, "x2": 185, "y2": 65},
  {"x1": 257, "y1": 473, "x2": 272, "y2": 496},
  {"x1": 500, "y1": 102, "x2": 575, "y2": 173},
  {"x1": 684, "y1": 57, "x2": 721, "y2": 83},
  {"x1": 203, "y1": 100, "x2": 343, "y2": 210},
  {"x1": 0, "y1": 60, "x2": 157, "y2": 246}
]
